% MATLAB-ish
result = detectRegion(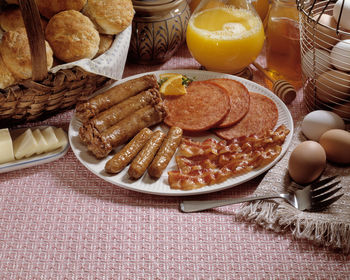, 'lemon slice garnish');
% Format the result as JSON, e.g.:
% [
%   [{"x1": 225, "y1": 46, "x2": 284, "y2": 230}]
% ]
[{"x1": 159, "y1": 74, "x2": 187, "y2": 96}]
